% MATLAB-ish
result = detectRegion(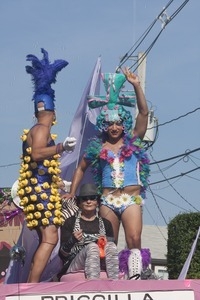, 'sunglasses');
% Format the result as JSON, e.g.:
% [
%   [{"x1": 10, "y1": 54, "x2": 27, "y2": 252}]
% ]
[
  {"x1": 78, "y1": 195, "x2": 99, "y2": 202},
  {"x1": 106, "y1": 120, "x2": 123, "y2": 127}
]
